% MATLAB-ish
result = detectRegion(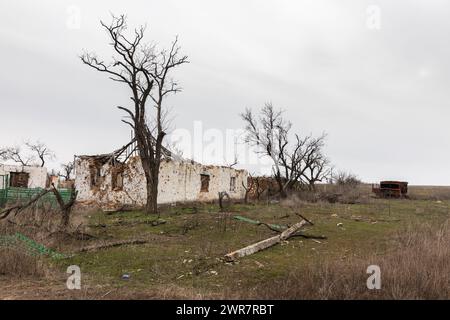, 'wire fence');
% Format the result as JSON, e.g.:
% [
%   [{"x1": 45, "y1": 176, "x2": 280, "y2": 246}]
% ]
[{"x1": 0, "y1": 232, "x2": 67, "y2": 259}]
